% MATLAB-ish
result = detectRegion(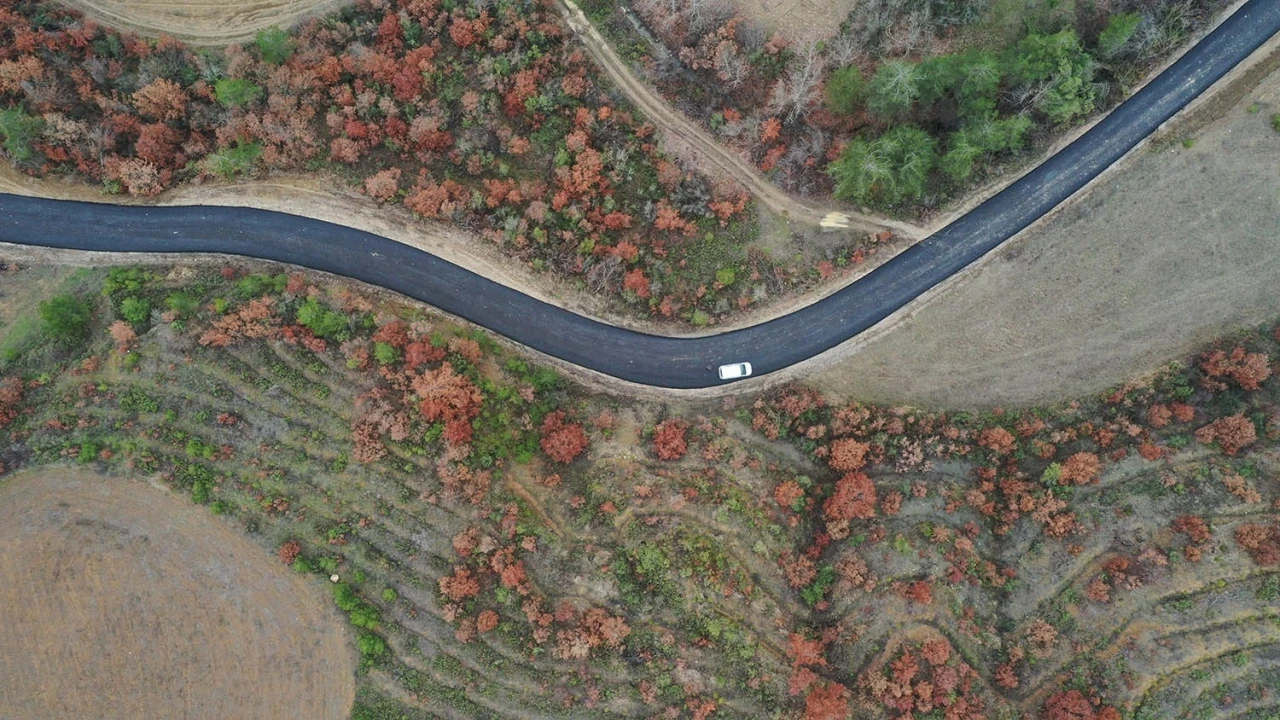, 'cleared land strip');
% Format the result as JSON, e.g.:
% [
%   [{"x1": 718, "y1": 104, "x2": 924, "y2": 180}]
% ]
[{"x1": 555, "y1": 0, "x2": 923, "y2": 239}]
